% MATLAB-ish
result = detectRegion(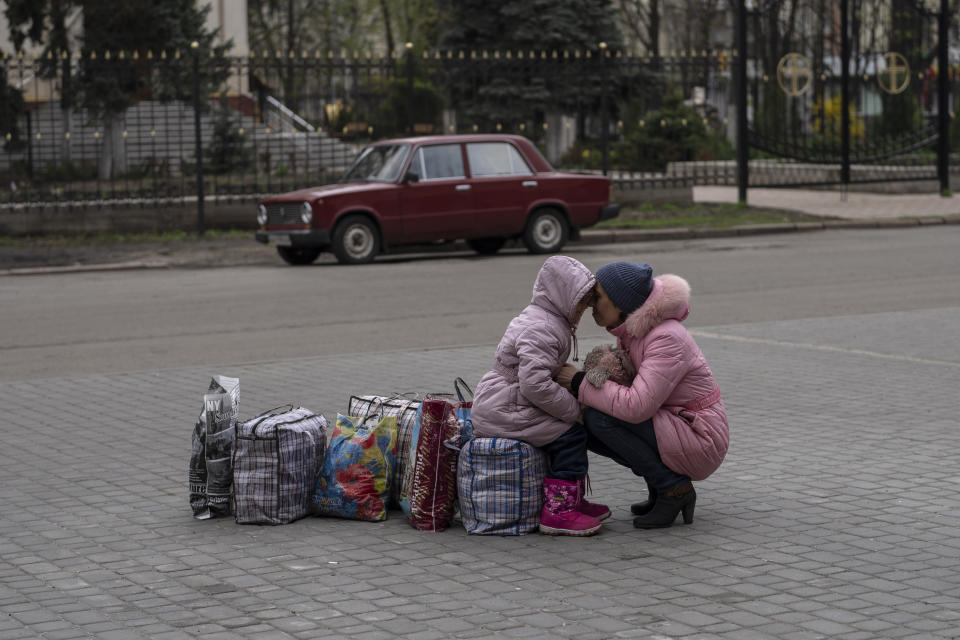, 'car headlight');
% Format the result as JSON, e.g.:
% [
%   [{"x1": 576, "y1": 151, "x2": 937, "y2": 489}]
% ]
[
  {"x1": 257, "y1": 204, "x2": 268, "y2": 225},
  {"x1": 301, "y1": 201, "x2": 313, "y2": 224}
]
